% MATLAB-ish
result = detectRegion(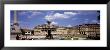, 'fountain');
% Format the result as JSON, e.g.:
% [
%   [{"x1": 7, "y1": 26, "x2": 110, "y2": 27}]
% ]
[{"x1": 42, "y1": 21, "x2": 56, "y2": 39}]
